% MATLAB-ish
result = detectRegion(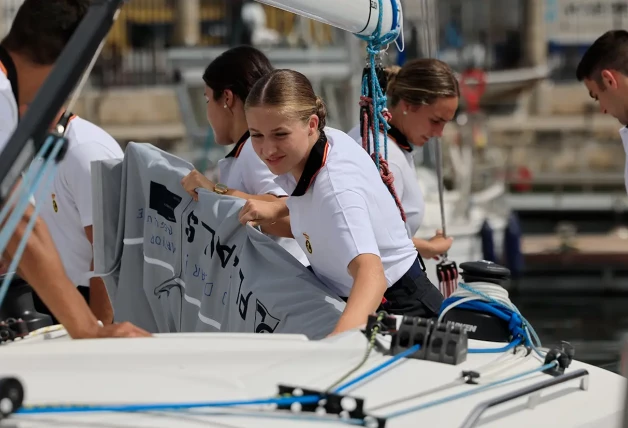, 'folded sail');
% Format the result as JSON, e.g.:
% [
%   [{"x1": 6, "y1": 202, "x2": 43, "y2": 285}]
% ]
[{"x1": 92, "y1": 142, "x2": 344, "y2": 339}]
